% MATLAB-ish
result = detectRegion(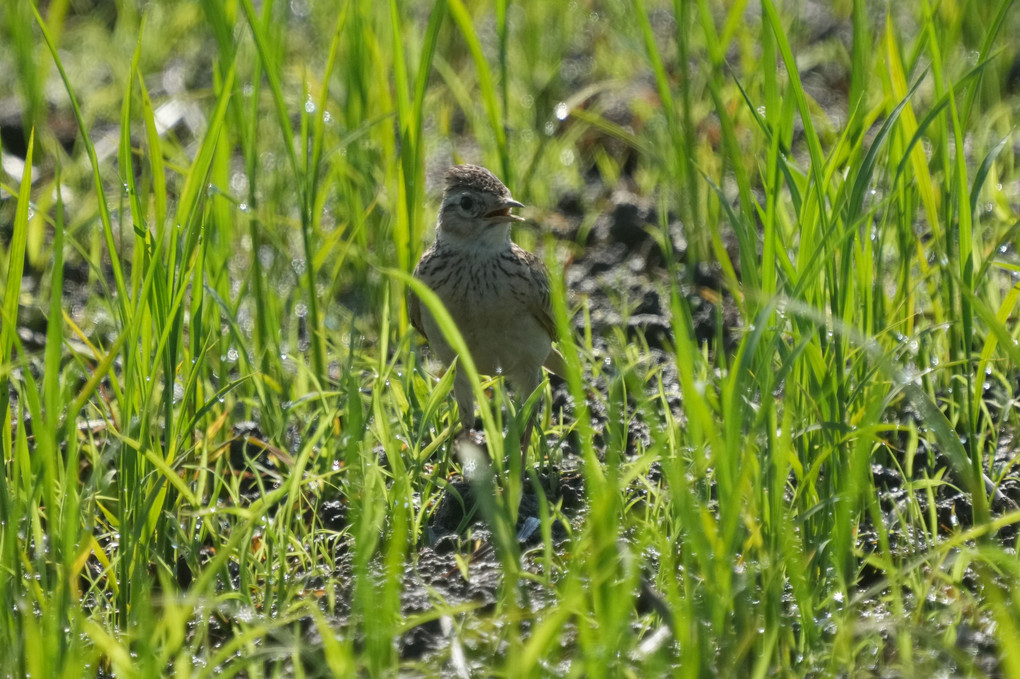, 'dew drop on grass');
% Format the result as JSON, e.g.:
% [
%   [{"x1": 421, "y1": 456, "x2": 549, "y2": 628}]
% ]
[
  {"x1": 321, "y1": 208, "x2": 336, "y2": 233},
  {"x1": 897, "y1": 366, "x2": 920, "y2": 387},
  {"x1": 304, "y1": 98, "x2": 316, "y2": 114},
  {"x1": 230, "y1": 171, "x2": 248, "y2": 194},
  {"x1": 554, "y1": 102, "x2": 569, "y2": 120},
  {"x1": 258, "y1": 245, "x2": 274, "y2": 267}
]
